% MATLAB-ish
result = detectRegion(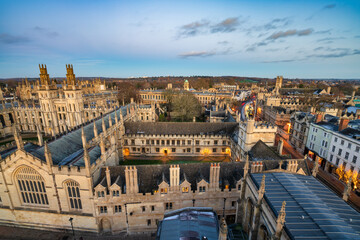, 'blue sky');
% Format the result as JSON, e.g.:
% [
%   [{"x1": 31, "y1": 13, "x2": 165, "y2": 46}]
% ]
[{"x1": 0, "y1": 0, "x2": 359, "y2": 78}]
